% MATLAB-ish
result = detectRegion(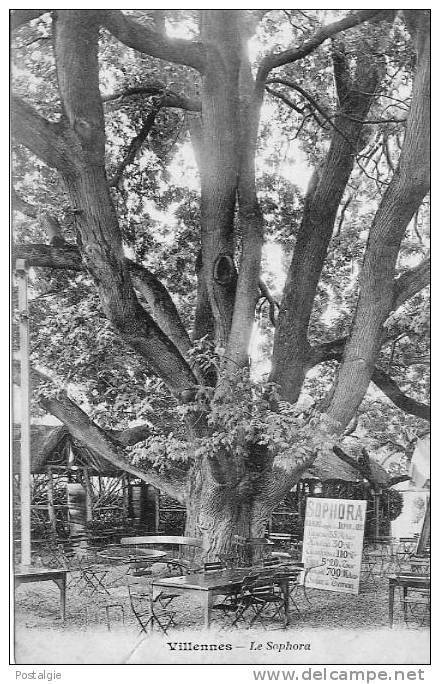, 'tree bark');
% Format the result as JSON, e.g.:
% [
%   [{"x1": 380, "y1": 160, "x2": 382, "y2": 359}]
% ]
[
  {"x1": 224, "y1": 13, "x2": 265, "y2": 372},
  {"x1": 184, "y1": 459, "x2": 252, "y2": 560},
  {"x1": 52, "y1": 10, "x2": 197, "y2": 395},
  {"x1": 271, "y1": 47, "x2": 384, "y2": 403},
  {"x1": 327, "y1": 13, "x2": 430, "y2": 429},
  {"x1": 198, "y1": 11, "x2": 241, "y2": 347}
]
